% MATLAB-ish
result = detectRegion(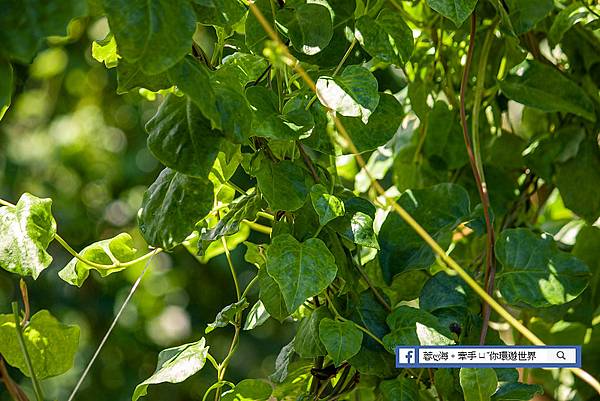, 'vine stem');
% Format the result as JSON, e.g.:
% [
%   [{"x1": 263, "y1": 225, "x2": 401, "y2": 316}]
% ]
[
  {"x1": 67, "y1": 254, "x2": 156, "y2": 401},
  {"x1": 247, "y1": 2, "x2": 600, "y2": 394},
  {"x1": 214, "y1": 237, "x2": 244, "y2": 401},
  {"x1": 11, "y1": 303, "x2": 43, "y2": 401},
  {"x1": 459, "y1": 13, "x2": 496, "y2": 345},
  {"x1": 0, "y1": 356, "x2": 29, "y2": 401},
  {"x1": 471, "y1": 18, "x2": 499, "y2": 344}
]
